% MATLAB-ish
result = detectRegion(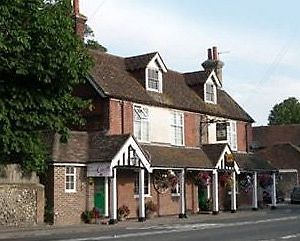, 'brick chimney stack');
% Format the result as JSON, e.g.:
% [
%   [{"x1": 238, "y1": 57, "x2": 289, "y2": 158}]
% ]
[
  {"x1": 73, "y1": 0, "x2": 87, "y2": 39},
  {"x1": 202, "y1": 46, "x2": 224, "y2": 86}
]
